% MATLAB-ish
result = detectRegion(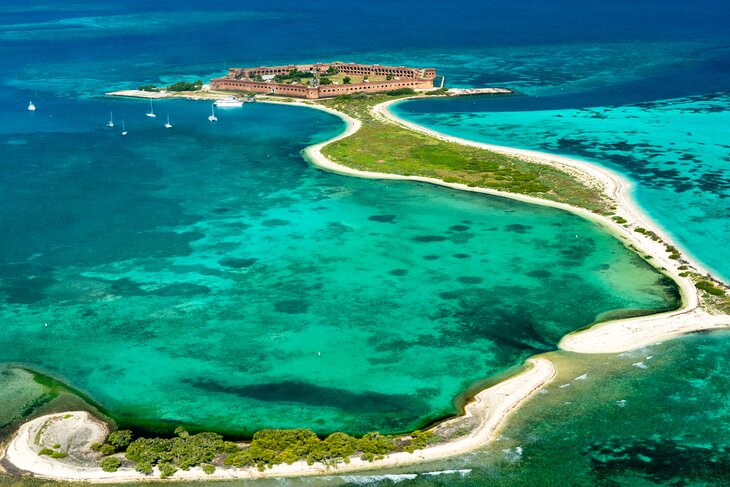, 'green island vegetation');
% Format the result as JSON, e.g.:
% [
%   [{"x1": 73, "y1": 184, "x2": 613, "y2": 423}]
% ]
[
  {"x1": 137, "y1": 80, "x2": 203, "y2": 92},
  {"x1": 316, "y1": 93, "x2": 612, "y2": 213},
  {"x1": 94, "y1": 427, "x2": 434, "y2": 478},
  {"x1": 167, "y1": 80, "x2": 204, "y2": 92}
]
